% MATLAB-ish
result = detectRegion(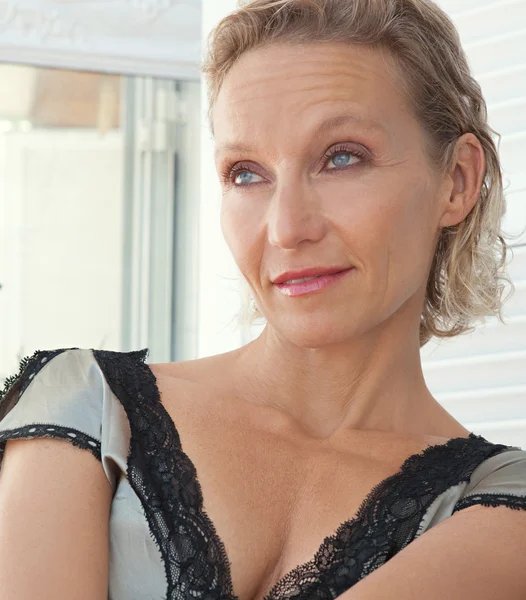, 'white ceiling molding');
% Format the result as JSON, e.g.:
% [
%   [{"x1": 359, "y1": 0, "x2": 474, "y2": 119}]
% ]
[{"x1": 0, "y1": 0, "x2": 202, "y2": 79}]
